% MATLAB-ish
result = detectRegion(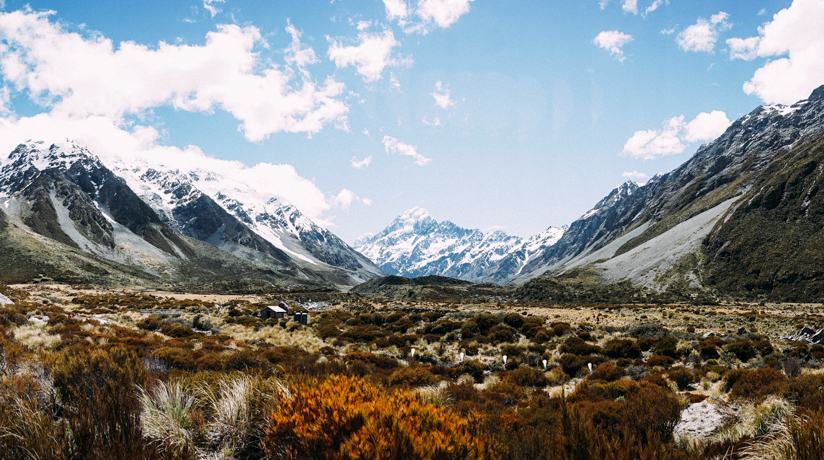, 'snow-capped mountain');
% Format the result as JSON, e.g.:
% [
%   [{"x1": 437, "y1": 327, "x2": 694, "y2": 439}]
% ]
[
  {"x1": 515, "y1": 84, "x2": 824, "y2": 293},
  {"x1": 353, "y1": 207, "x2": 565, "y2": 284},
  {"x1": 109, "y1": 159, "x2": 383, "y2": 284},
  {"x1": 0, "y1": 141, "x2": 383, "y2": 286}
]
